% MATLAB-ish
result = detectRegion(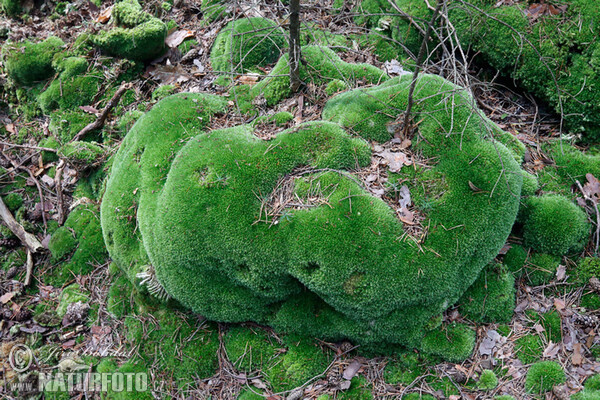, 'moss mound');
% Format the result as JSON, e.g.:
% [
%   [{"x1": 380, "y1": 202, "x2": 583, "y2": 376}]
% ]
[
  {"x1": 459, "y1": 262, "x2": 516, "y2": 323},
  {"x1": 210, "y1": 17, "x2": 285, "y2": 74},
  {"x1": 521, "y1": 195, "x2": 589, "y2": 256},
  {"x1": 92, "y1": 0, "x2": 167, "y2": 61},
  {"x1": 1, "y1": 36, "x2": 64, "y2": 86},
  {"x1": 478, "y1": 370, "x2": 498, "y2": 390},
  {"x1": 102, "y1": 69, "x2": 523, "y2": 354},
  {"x1": 525, "y1": 361, "x2": 565, "y2": 394}
]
